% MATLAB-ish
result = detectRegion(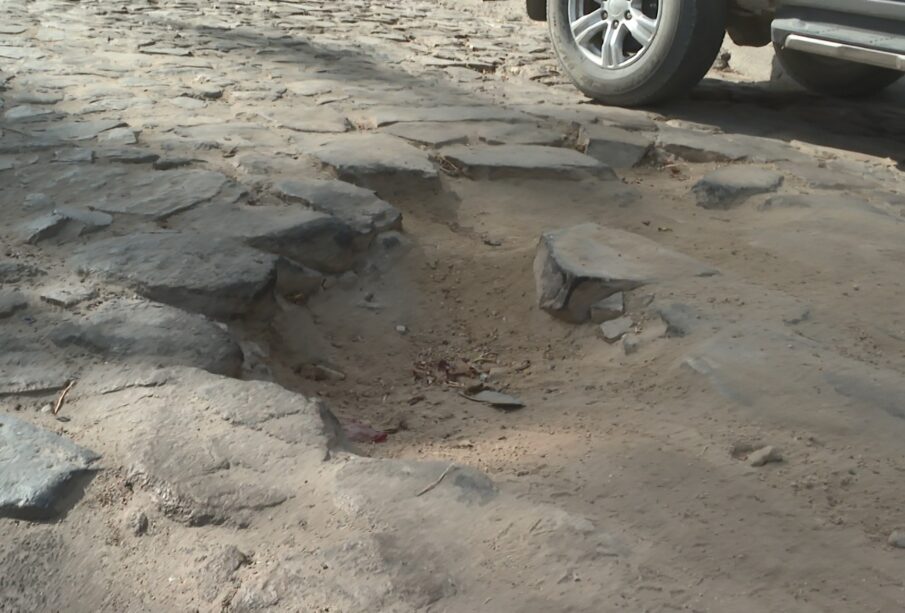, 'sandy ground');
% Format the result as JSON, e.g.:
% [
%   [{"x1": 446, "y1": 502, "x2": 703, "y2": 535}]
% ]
[{"x1": 2, "y1": 0, "x2": 905, "y2": 611}]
